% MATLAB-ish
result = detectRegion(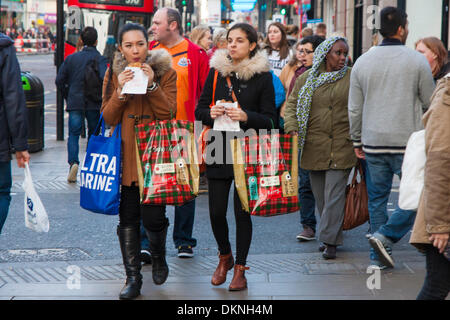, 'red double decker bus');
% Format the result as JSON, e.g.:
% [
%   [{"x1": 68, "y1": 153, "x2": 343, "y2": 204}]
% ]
[{"x1": 65, "y1": 0, "x2": 153, "y2": 60}]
